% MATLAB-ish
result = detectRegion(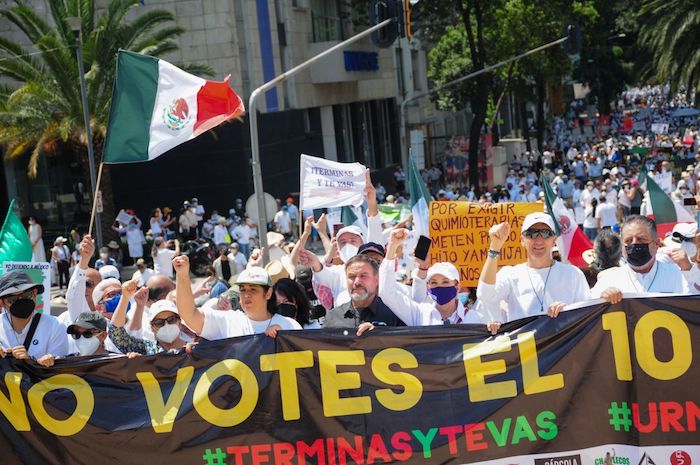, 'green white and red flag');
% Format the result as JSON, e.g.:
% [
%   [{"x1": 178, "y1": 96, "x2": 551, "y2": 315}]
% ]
[{"x1": 103, "y1": 50, "x2": 244, "y2": 164}]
